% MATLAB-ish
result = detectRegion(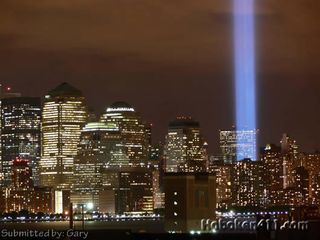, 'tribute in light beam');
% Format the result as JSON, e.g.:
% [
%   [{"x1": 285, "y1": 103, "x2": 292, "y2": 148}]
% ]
[{"x1": 234, "y1": 0, "x2": 257, "y2": 161}]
